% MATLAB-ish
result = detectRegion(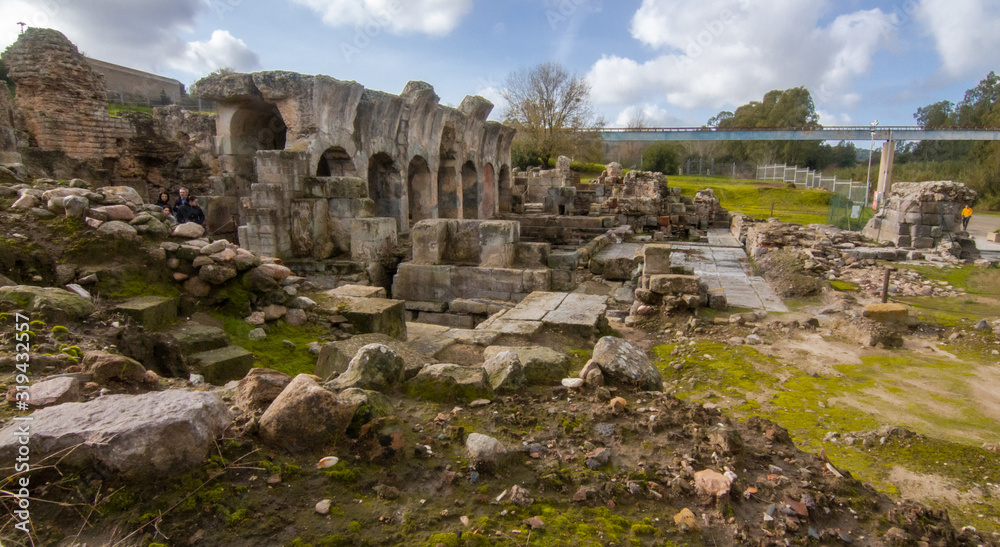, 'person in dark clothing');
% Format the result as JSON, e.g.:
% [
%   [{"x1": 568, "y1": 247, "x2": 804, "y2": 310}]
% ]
[
  {"x1": 178, "y1": 196, "x2": 205, "y2": 225},
  {"x1": 171, "y1": 187, "x2": 190, "y2": 217},
  {"x1": 154, "y1": 191, "x2": 171, "y2": 209}
]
